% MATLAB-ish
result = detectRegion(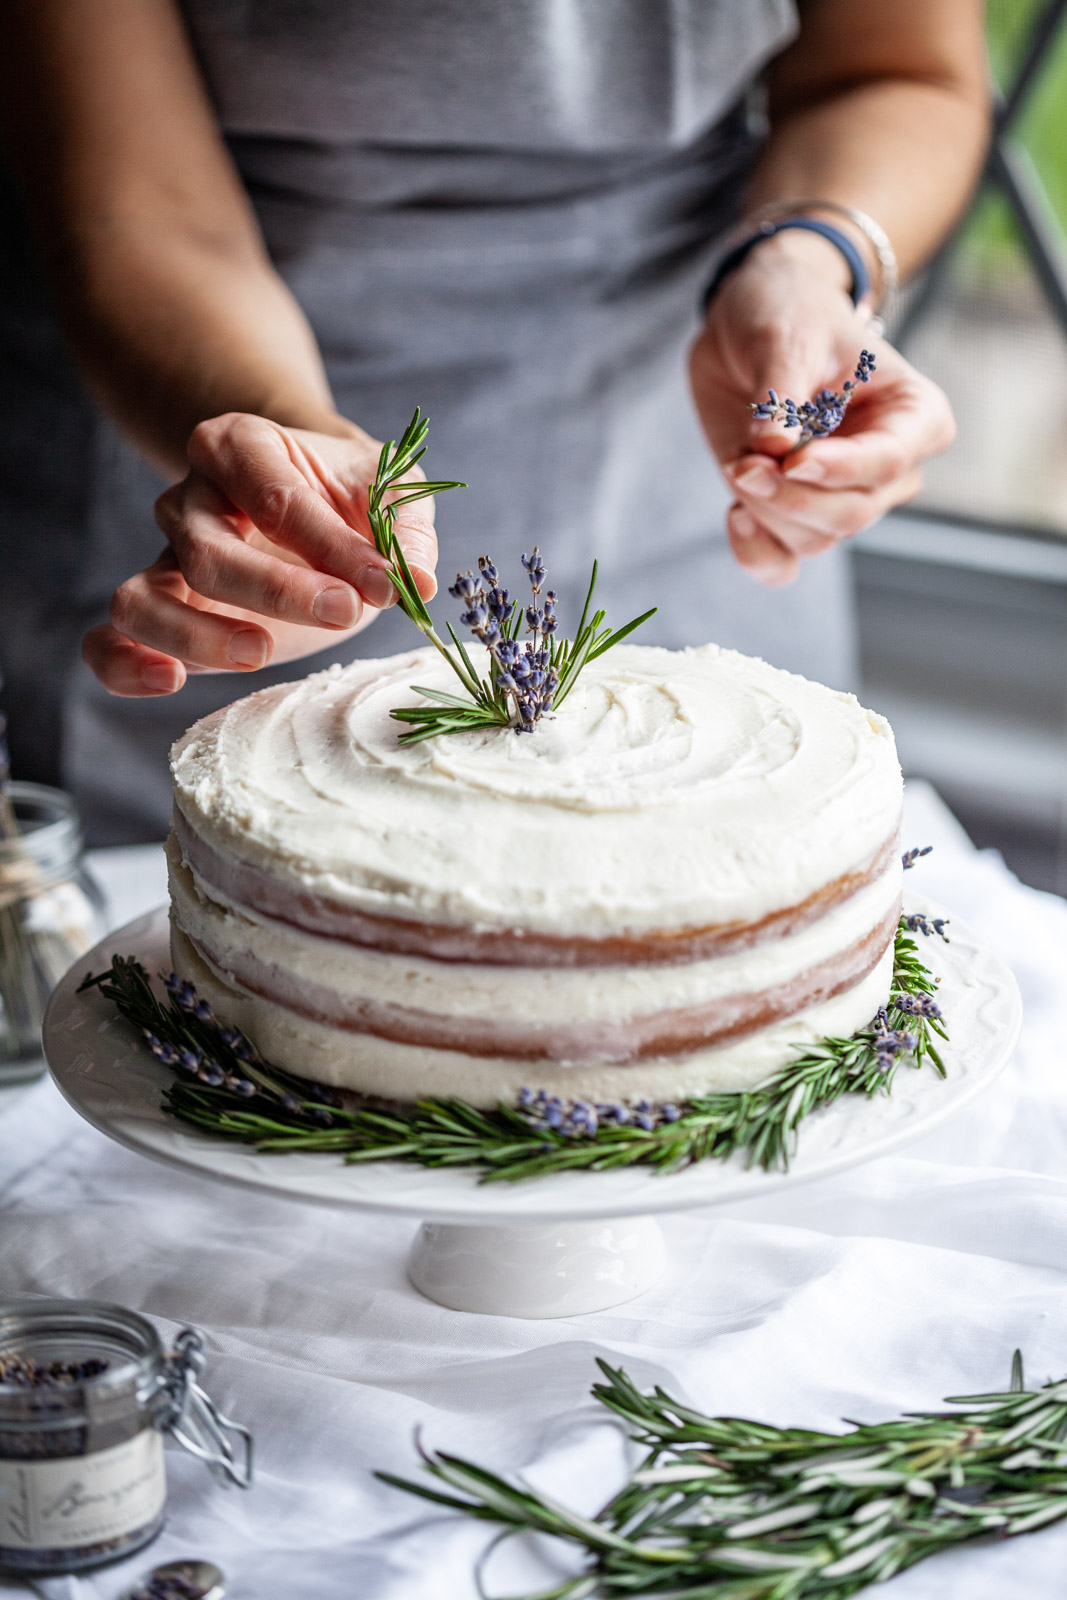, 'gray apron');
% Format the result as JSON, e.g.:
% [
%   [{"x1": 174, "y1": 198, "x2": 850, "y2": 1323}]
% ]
[{"x1": 0, "y1": 0, "x2": 856, "y2": 845}]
